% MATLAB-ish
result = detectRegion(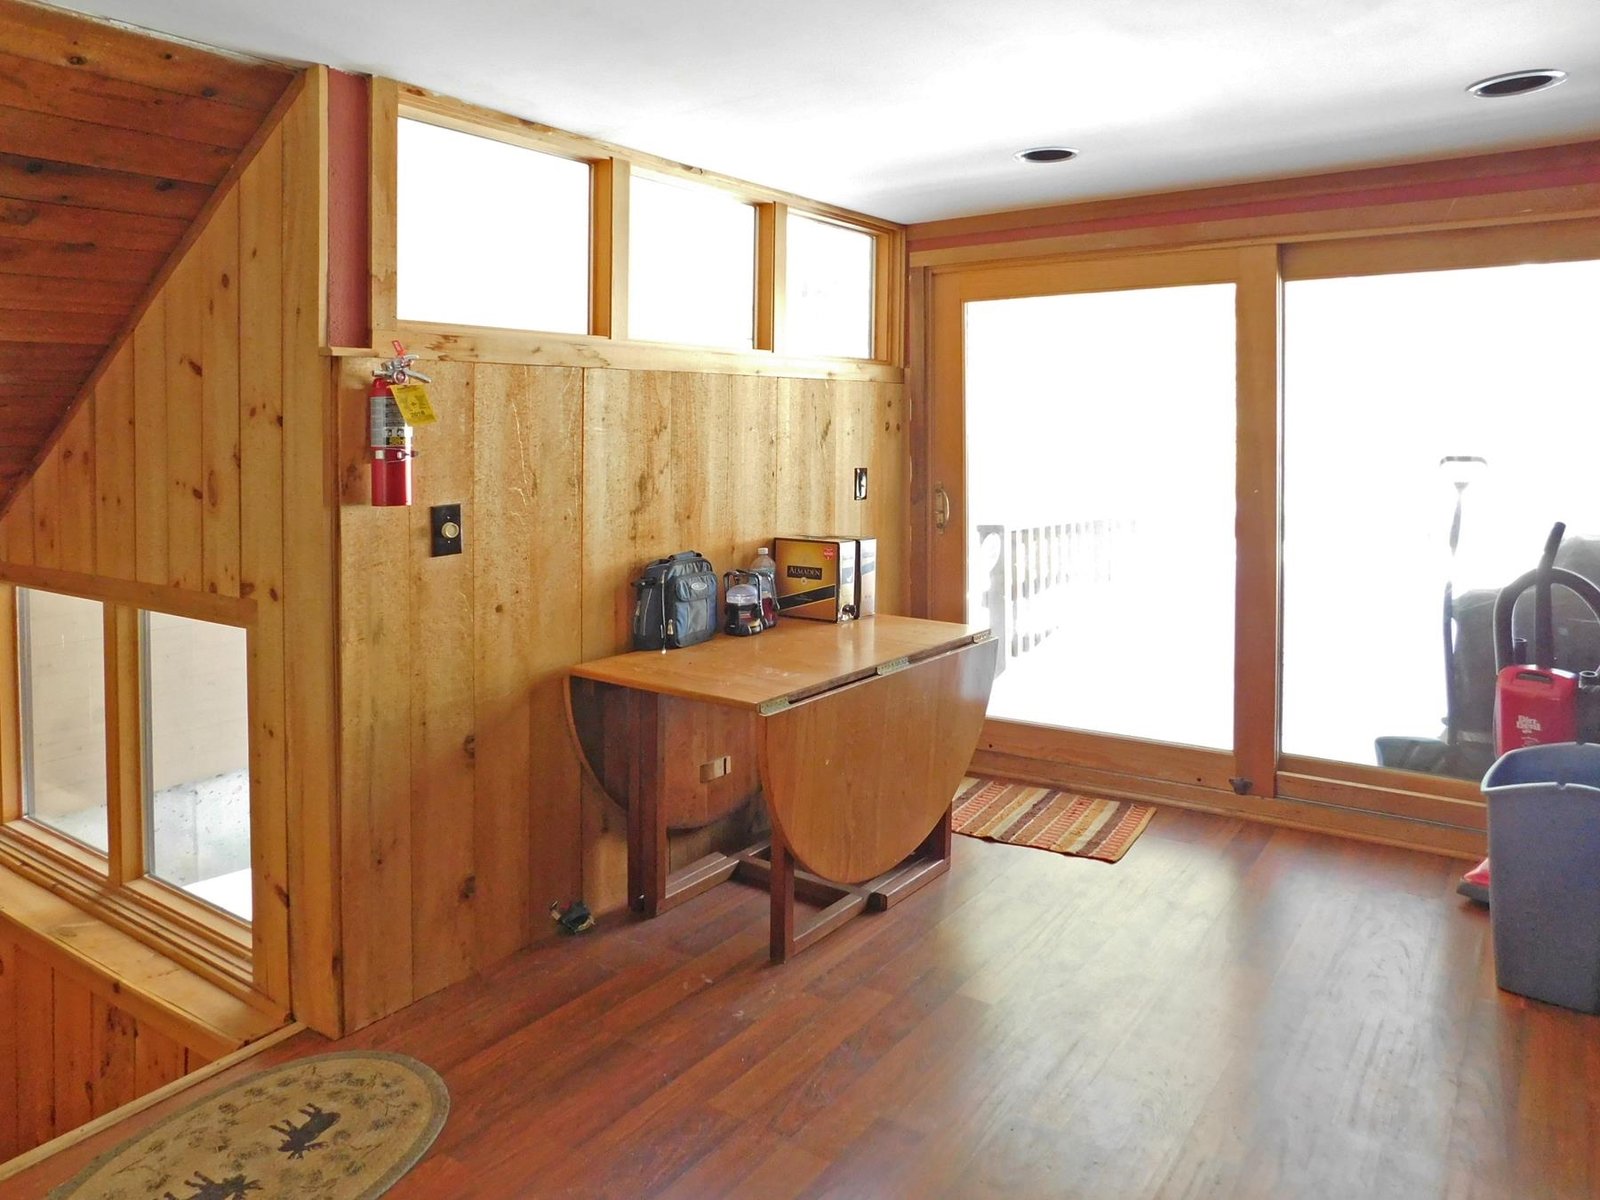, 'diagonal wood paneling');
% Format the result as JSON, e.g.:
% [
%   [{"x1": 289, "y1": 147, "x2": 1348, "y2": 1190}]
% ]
[{"x1": 0, "y1": 0, "x2": 295, "y2": 504}]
